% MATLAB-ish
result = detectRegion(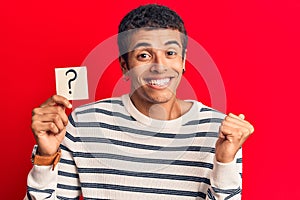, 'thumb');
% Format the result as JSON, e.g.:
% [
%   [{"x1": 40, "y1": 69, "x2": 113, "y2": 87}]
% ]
[{"x1": 238, "y1": 114, "x2": 245, "y2": 120}]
